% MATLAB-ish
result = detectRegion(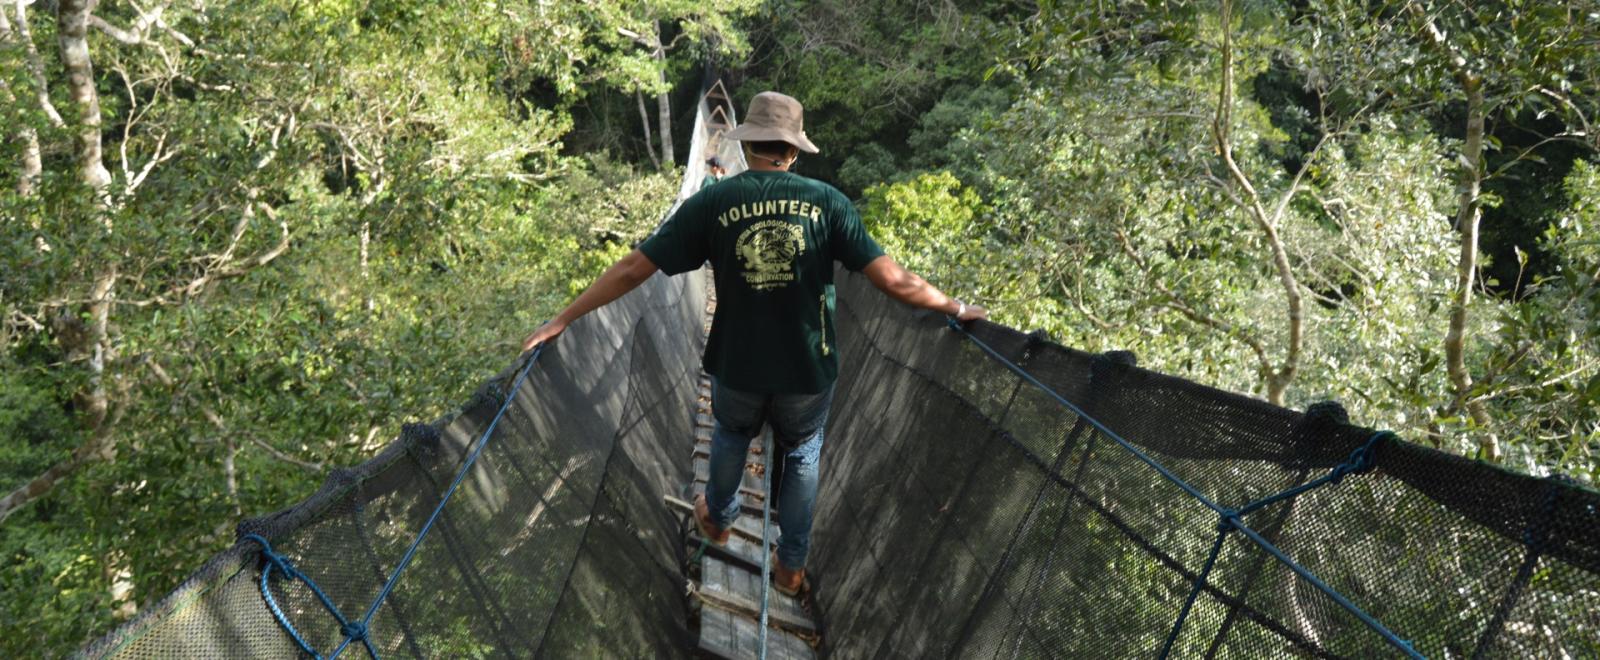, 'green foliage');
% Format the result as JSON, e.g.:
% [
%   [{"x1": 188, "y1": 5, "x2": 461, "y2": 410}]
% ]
[
  {"x1": 0, "y1": 0, "x2": 683, "y2": 654},
  {"x1": 2, "y1": 0, "x2": 1597, "y2": 655},
  {"x1": 1484, "y1": 160, "x2": 1600, "y2": 480},
  {"x1": 742, "y1": 0, "x2": 1024, "y2": 191},
  {"x1": 841, "y1": 0, "x2": 1598, "y2": 478}
]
